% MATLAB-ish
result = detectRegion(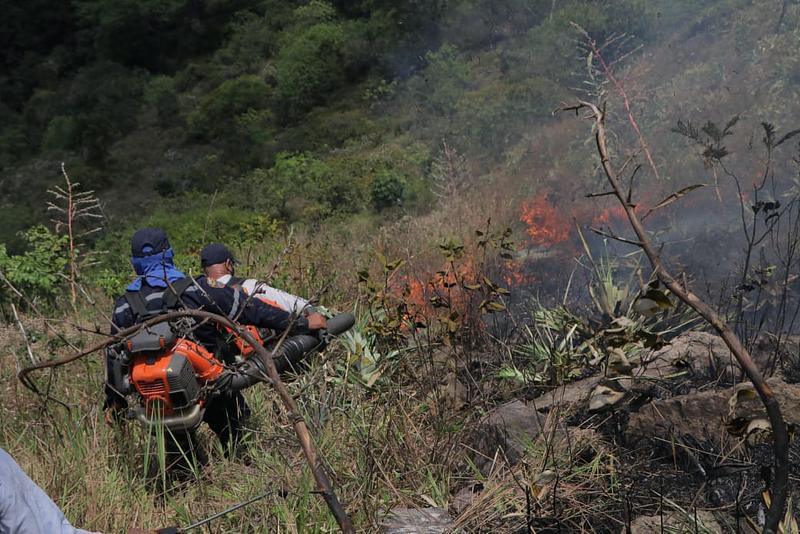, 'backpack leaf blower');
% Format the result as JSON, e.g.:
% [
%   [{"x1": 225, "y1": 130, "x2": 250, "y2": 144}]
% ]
[{"x1": 106, "y1": 313, "x2": 355, "y2": 432}]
